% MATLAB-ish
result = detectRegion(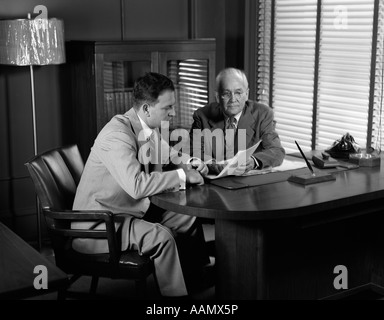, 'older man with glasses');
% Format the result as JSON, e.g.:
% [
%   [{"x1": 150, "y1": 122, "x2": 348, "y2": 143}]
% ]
[{"x1": 190, "y1": 67, "x2": 285, "y2": 175}]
